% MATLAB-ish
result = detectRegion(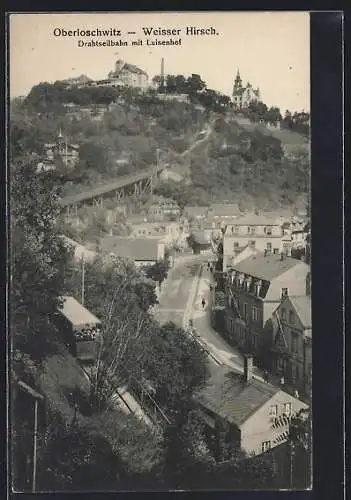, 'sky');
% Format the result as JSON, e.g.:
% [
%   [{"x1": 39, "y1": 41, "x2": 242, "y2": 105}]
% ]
[{"x1": 9, "y1": 12, "x2": 310, "y2": 113}]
